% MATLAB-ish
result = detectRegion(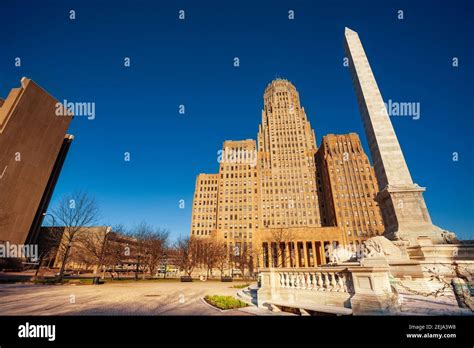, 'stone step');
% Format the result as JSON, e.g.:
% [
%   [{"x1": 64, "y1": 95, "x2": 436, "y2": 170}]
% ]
[
  {"x1": 267, "y1": 299, "x2": 353, "y2": 316},
  {"x1": 236, "y1": 287, "x2": 257, "y2": 306}
]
